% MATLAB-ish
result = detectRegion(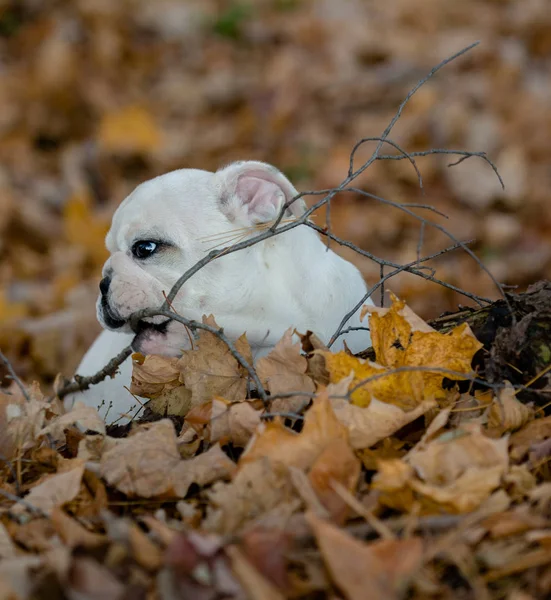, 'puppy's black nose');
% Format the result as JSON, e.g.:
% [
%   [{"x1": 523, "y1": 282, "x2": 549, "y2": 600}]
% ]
[{"x1": 99, "y1": 276, "x2": 111, "y2": 296}]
